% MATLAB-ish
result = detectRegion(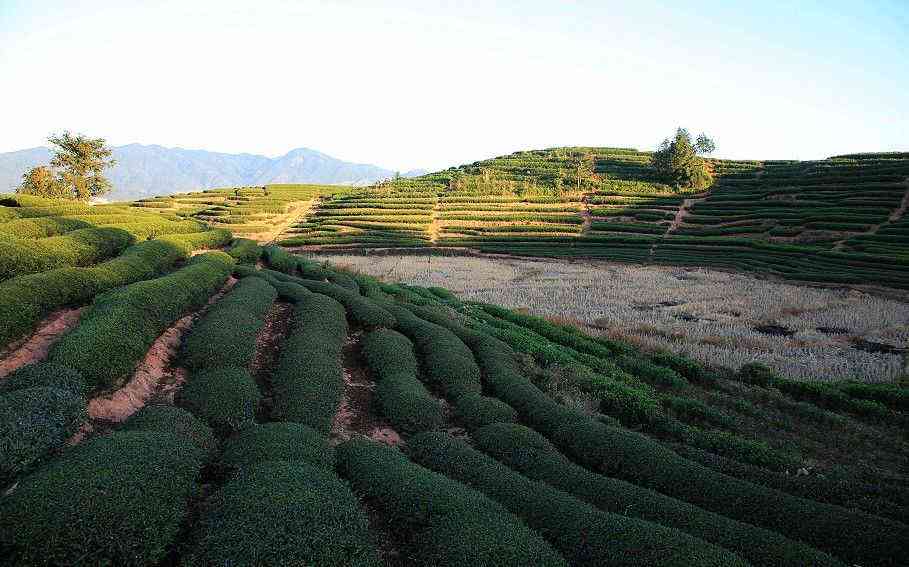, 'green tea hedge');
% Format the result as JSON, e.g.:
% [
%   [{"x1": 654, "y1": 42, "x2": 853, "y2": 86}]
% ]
[
  {"x1": 0, "y1": 229, "x2": 229, "y2": 350},
  {"x1": 120, "y1": 404, "x2": 216, "y2": 452},
  {"x1": 474, "y1": 423, "x2": 841, "y2": 567},
  {"x1": 0, "y1": 362, "x2": 87, "y2": 396},
  {"x1": 219, "y1": 422, "x2": 334, "y2": 469},
  {"x1": 183, "y1": 461, "x2": 380, "y2": 566},
  {"x1": 0, "y1": 226, "x2": 134, "y2": 280},
  {"x1": 0, "y1": 386, "x2": 87, "y2": 483},
  {"x1": 447, "y1": 324, "x2": 909, "y2": 566},
  {"x1": 408, "y1": 431, "x2": 745, "y2": 567},
  {"x1": 182, "y1": 275, "x2": 276, "y2": 370},
  {"x1": 362, "y1": 328, "x2": 444, "y2": 432},
  {"x1": 176, "y1": 366, "x2": 261, "y2": 434},
  {"x1": 0, "y1": 431, "x2": 205, "y2": 566},
  {"x1": 226, "y1": 237, "x2": 261, "y2": 263},
  {"x1": 49, "y1": 252, "x2": 234, "y2": 391},
  {"x1": 336, "y1": 438, "x2": 567, "y2": 567},
  {"x1": 270, "y1": 291, "x2": 347, "y2": 432}
]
